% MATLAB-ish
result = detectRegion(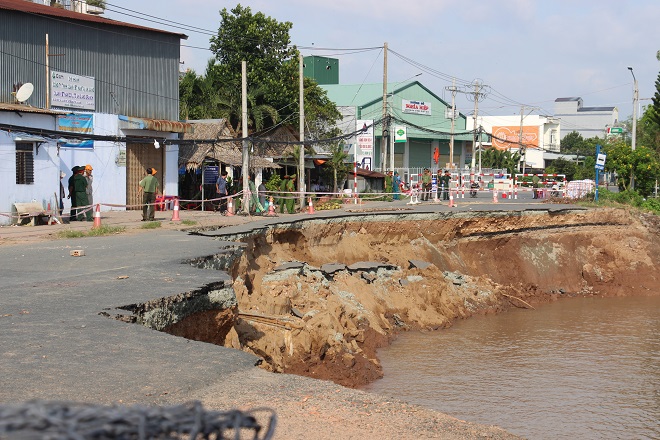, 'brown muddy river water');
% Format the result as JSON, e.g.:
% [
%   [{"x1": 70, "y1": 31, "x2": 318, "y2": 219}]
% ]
[{"x1": 363, "y1": 295, "x2": 659, "y2": 439}]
